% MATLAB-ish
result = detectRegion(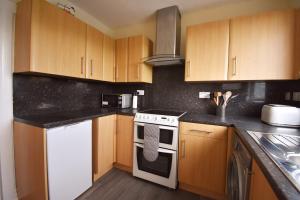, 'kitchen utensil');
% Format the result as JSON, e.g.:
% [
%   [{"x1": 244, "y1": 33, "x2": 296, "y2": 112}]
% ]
[{"x1": 222, "y1": 91, "x2": 232, "y2": 107}]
